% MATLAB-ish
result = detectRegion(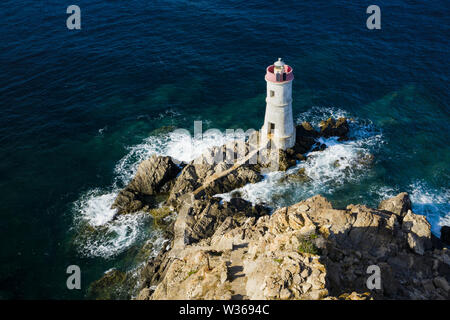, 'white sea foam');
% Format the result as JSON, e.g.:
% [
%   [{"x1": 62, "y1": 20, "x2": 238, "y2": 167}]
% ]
[
  {"x1": 408, "y1": 181, "x2": 450, "y2": 236},
  {"x1": 296, "y1": 106, "x2": 350, "y2": 127},
  {"x1": 302, "y1": 137, "x2": 373, "y2": 188},
  {"x1": 74, "y1": 189, "x2": 117, "y2": 227},
  {"x1": 76, "y1": 212, "x2": 149, "y2": 258},
  {"x1": 72, "y1": 187, "x2": 173, "y2": 258},
  {"x1": 114, "y1": 128, "x2": 232, "y2": 186},
  {"x1": 73, "y1": 188, "x2": 152, "y2": 258}
]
